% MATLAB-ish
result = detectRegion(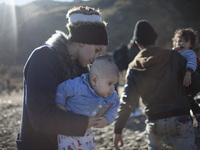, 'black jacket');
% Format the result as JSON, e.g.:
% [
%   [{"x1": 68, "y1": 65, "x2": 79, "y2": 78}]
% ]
[{"x1": 16, "y1": 31, "x2": 88, "y2": 150}]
